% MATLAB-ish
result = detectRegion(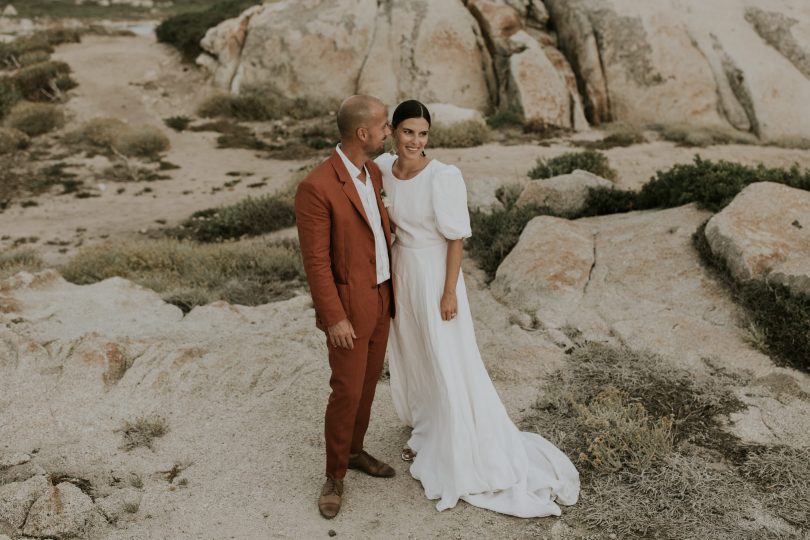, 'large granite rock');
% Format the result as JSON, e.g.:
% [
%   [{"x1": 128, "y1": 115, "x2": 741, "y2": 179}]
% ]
[
  {"x1": 515, "y1": 169, "x2": 613, "y2": 215},
  {"x1": 491, "y1": 216, "x2": 594, "y2": 326},
  {"x1": 704, "y1": 182, "x2": 810, "y2": 297}
]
